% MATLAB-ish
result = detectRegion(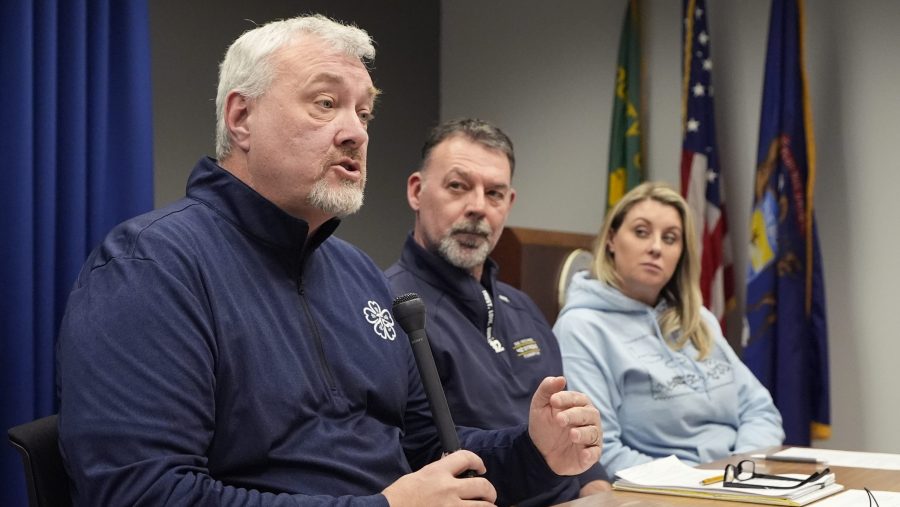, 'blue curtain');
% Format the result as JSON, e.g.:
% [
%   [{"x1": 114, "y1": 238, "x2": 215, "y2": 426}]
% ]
[{"x1": 1, "y1": 1, "x2": 153, "y2": 504}]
